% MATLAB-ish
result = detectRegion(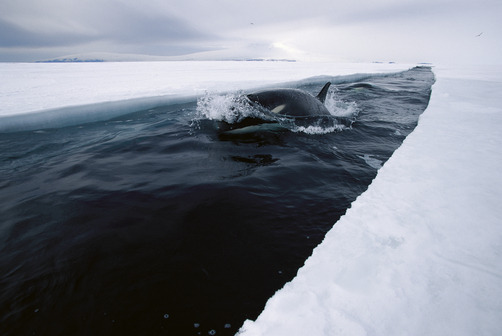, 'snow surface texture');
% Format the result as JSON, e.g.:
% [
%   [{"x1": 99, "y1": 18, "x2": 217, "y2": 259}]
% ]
[{"x1": 238, "y1": 66, "x2": 502, "y2": 335}]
